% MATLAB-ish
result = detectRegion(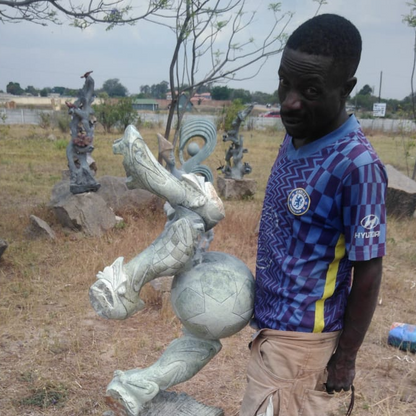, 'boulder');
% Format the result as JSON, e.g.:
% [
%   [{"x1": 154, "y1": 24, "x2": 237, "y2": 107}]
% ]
[
  {"x1": 385, "y1": 165, "x2": 416, "y2": 218},
  {"x1": 217, "y1": 176, "x2": 257, "y2": 199},
  {"x1": 53, "y1": 192, "x2": 116, "y2": 237},
  {"x1": 25, "y1": 215, "x2": 56, "y2": 240},
  {"x1": 96, "y1": 175, "x2": 159, "y2": 211},
  {"x1": 51, "y1": 176, "x2": 159, "y2": 213}
]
